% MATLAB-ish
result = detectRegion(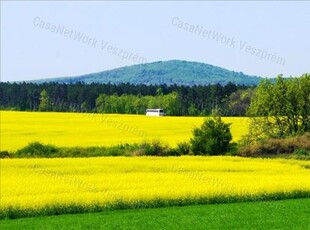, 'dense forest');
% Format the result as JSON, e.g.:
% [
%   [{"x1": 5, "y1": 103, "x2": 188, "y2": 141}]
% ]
[
  {"x1": 31, "y1": 60, "x2": 263, "y2": 86},
  {"x1": 0, "y1": 82, "x2": 252, "y2": 116}
]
